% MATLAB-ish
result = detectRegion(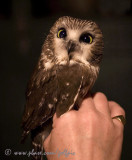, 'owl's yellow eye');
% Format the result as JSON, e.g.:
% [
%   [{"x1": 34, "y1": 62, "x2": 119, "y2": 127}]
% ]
[
  {"x1": 79, "y1": 33, "x2": 93, "y2": 44},
  {"x1": 57, "y1": 28, "x2": 67, "y2": 38}
]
